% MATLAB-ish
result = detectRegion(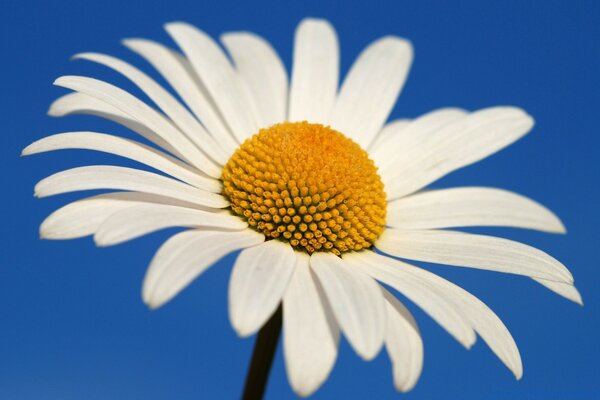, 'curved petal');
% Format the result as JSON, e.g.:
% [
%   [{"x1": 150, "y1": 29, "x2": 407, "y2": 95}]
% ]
[
  {"x1": 34, "y1": 165, "x2": 227, "y2": 208},
  {"x1": 288, "y1": 18, "x2": 339, "y2": 123},
  {"x1": 122, "y1": 38, "x2": 239, "y2": 154},
  {"x1": 229, "y1": 240, "x2": 296, "y2": 337},
  {"x1": 387, "y1": 187, "x2": 566, "y2": 233},
  {"x1": 38, "y1": 192, "x2": 206, "y2": 240},
  {"x1": 383, "y1": 107, "x2": 534, "y2": 200},
  {"x1": 283, "y1": 252, "x2": 339, "y2": 397},
  {"x1": 329, "y1": 36, "x2": 413, "y2": 148},
  {"x1": 310, "y1": 252, "x2": 385, "y2": 360},
  {"x1": 382, "y1": 289, "x2": 423, "y2": 393},
  {"x1": 94, "y1": 203, "x2": 246, "y2": 246},
  {"x1": 74, "y1": 52, "x2": 228, "y2": 164},
  {"x1": 165, "y1": 22, "x2": 259, "y2": 142},
  {"x1": 23, "y1": 132, "x2": 211, "y2": 189},
  {"x1": 221, "y1": 32, "x2": 288, "y2": 127},
  {"x1": 143, "y1": 229, "x2": 264, "y2": 308},
  {"x1": 48, "y1": 92, "x2": 181, "y2": 157},
  {"x1": 376, "y1": 229, "x2": 573, "y2": 283},
  {"x1": 533, "y1": 278, "x2": 583, "y2": 305},
  {"x1": 344, "y1": 252, "x2": 476, "y2": 349},
  {"x1": 354, "y1": 251, "x2": 522, "y2": 379},
  {"x1": 54, "y1": 76, "x2": 221, "y2": 177},
  {"x1": 393, "y1": 255, "x2": 522, "y2": 378}
]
